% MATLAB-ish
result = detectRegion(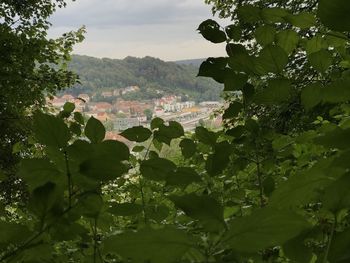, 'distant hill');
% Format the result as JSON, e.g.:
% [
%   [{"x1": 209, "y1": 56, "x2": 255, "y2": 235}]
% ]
[
  {"x1": 66, "y1": 55, "x2": 221, "y2": 102},
  {"x1": 174, "y1": 58, "x2": 205, "y2": 67}
]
